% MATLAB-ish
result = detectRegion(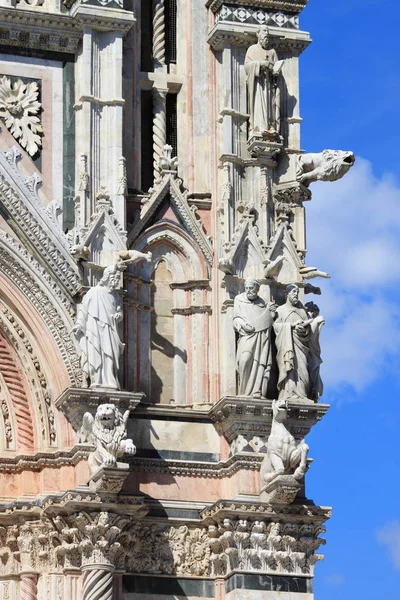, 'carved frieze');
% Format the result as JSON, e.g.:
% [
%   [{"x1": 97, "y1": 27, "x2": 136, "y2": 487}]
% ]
[
  {"x1": 207, "y1": 518, "x2": 325, "y2": 577},
  {"x1": 215, "y1": 5, "x2": 299, "y2": 29}
]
